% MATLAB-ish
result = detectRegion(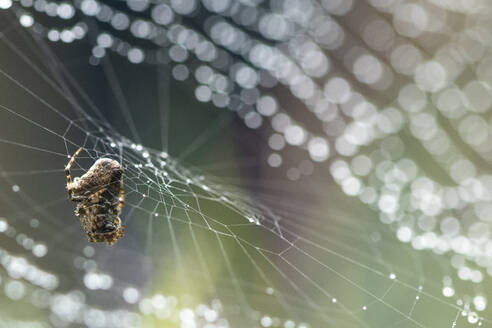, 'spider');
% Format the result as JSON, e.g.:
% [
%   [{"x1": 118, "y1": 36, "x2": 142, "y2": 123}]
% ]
[{"x1": 65, "y1": 148, "x2": 125, "y2": 245}]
